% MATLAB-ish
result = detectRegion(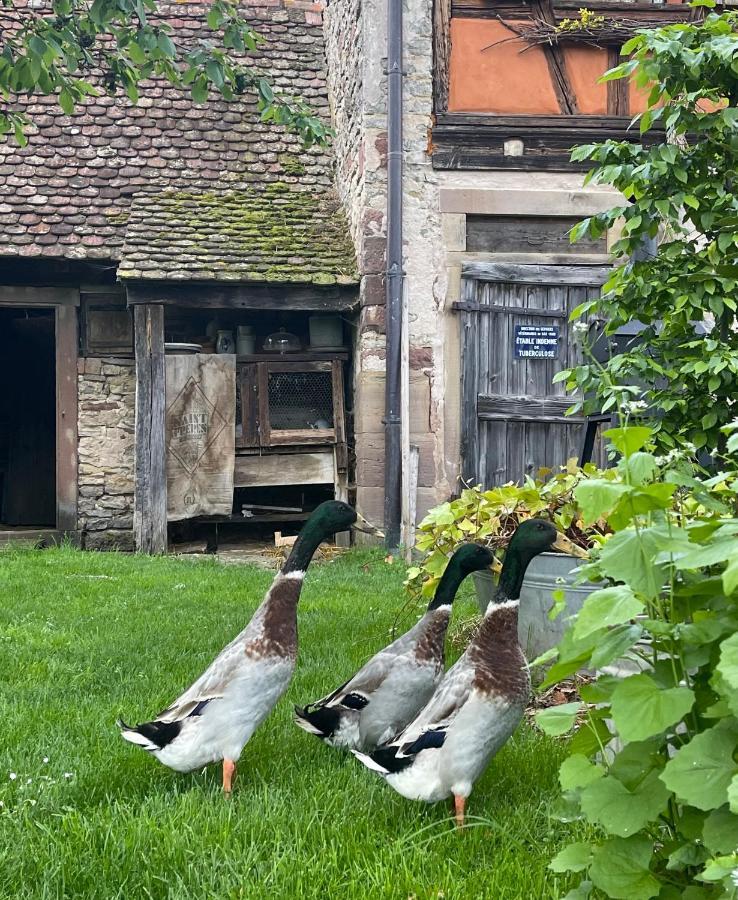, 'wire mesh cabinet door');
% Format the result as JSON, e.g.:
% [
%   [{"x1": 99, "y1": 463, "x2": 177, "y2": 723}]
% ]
[{"x1": 255, "y1": 360, "x2": 345, "y2": 448}]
